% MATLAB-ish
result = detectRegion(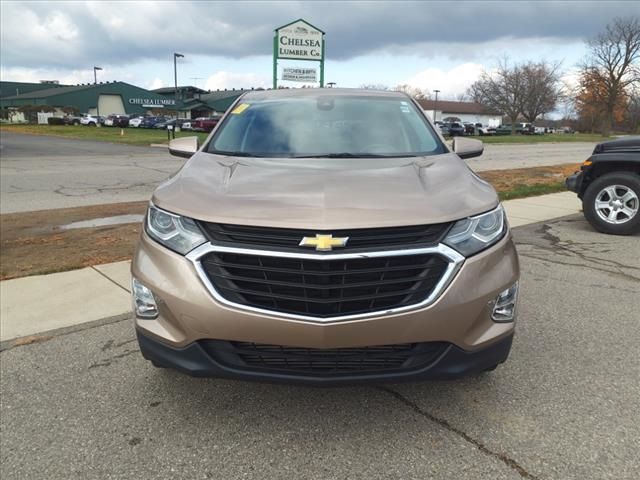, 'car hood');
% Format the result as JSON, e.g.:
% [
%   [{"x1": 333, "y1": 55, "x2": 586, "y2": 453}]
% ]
[{"x1": 152, "y1": 151, "x2": 498, "y2": 229}]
